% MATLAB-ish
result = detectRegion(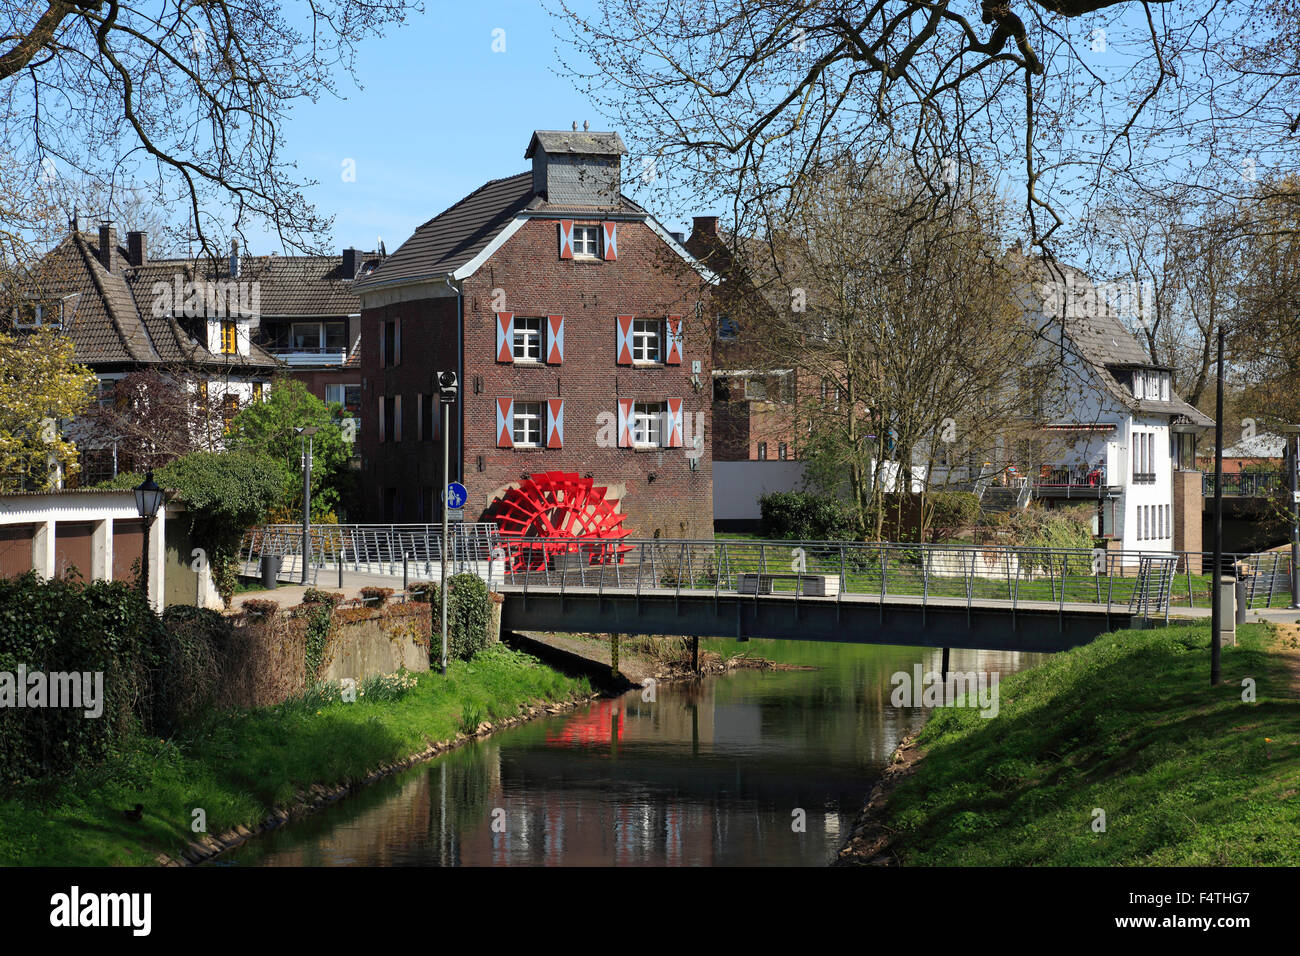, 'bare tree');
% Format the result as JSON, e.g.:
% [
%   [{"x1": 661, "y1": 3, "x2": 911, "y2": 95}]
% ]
[
  {"x1": 552, "y1": 1, "x2": 1300, "y2": 254},
  {"x1": 0, "y1": 0, "x2": 419, "y2": 272}
]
